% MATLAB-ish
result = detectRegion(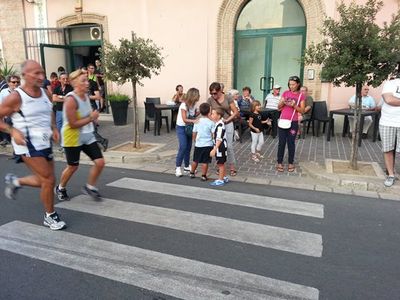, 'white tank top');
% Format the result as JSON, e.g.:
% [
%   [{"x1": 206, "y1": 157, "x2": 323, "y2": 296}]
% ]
[{"x1": 11, "y1": 87, "x2": 53, "y2": 154}]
